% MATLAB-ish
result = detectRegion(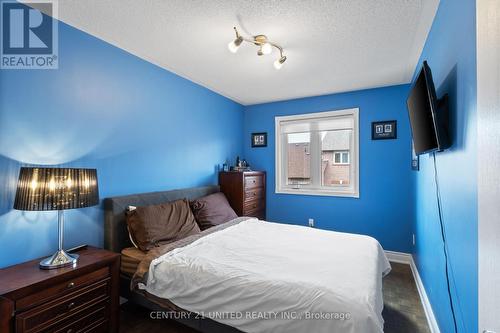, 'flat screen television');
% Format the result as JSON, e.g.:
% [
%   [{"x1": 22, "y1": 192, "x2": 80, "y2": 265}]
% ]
[{"x1": 407, "y1": 61, "x2": 450, "y2": 155}]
